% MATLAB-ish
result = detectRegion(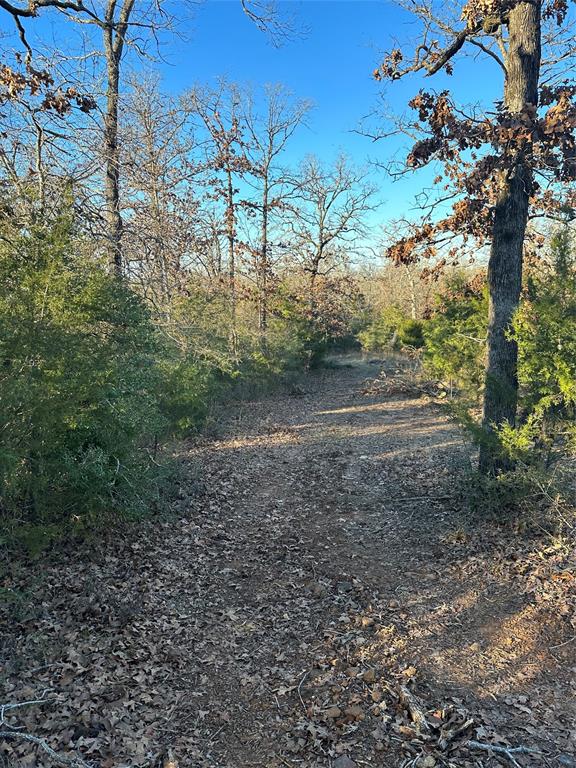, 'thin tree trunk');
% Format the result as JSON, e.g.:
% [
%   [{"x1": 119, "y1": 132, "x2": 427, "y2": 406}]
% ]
[
  {"x1": 226, "y1": 167, "x2": 238, "y2": 358},
  {"x1": 258, "y1": 174, "x2": 269, "y2": 351},
  {"x1": 402, "y1": 264, "x2": 418, "y2": 320},
  {"x1": 33, "y1": 119, "x2": 46, "y2": 218},
  {"x1": 150, "y1": 172, "x2": 171, "y2": 311},
  {"x1": 479, "y1": 0, "x2": 541, "y2": 473}
]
